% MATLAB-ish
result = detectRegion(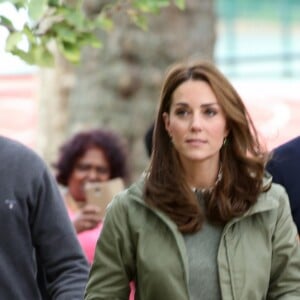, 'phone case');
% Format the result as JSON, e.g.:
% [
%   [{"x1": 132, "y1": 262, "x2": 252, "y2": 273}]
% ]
[{"x1": 84, "y1": 178, "x2": 125, "y2": 218}]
